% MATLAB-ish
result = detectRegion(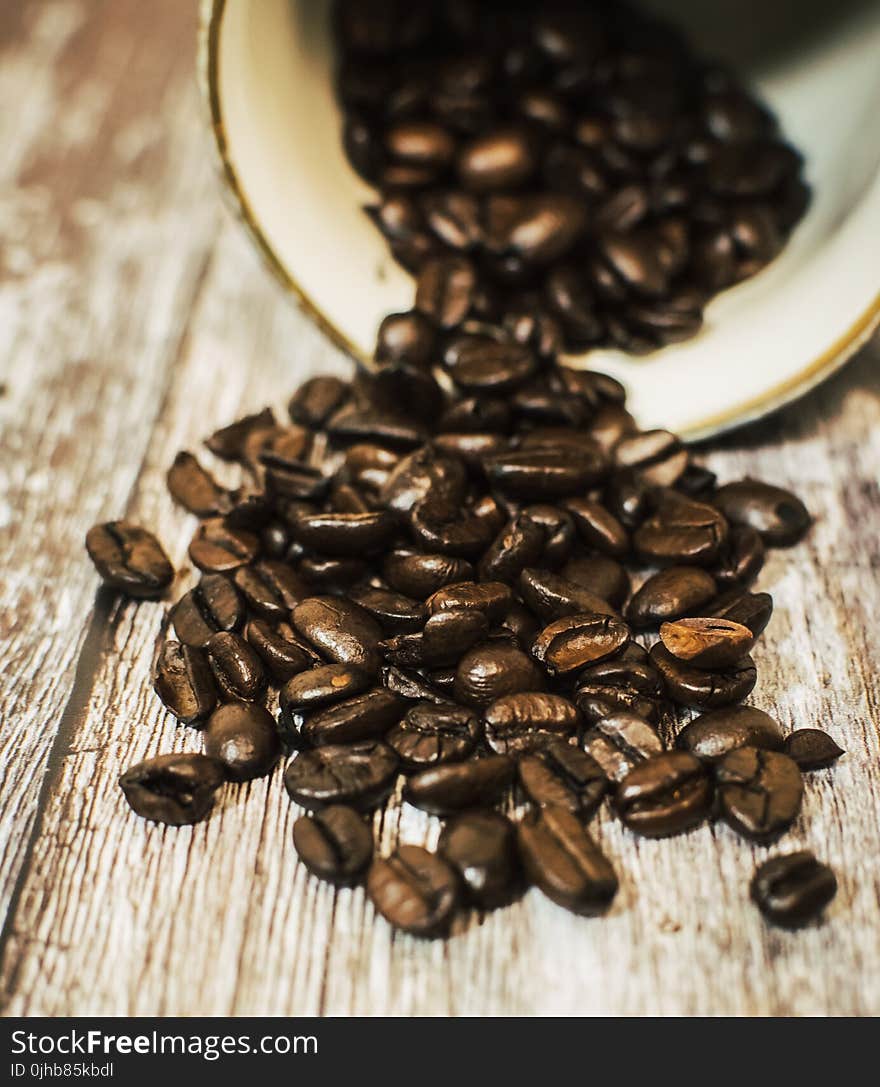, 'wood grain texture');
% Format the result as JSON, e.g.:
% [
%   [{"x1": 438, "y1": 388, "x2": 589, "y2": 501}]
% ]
[{"x1": 1, "y1": 0, "x2": 879, "y2": 1017}]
